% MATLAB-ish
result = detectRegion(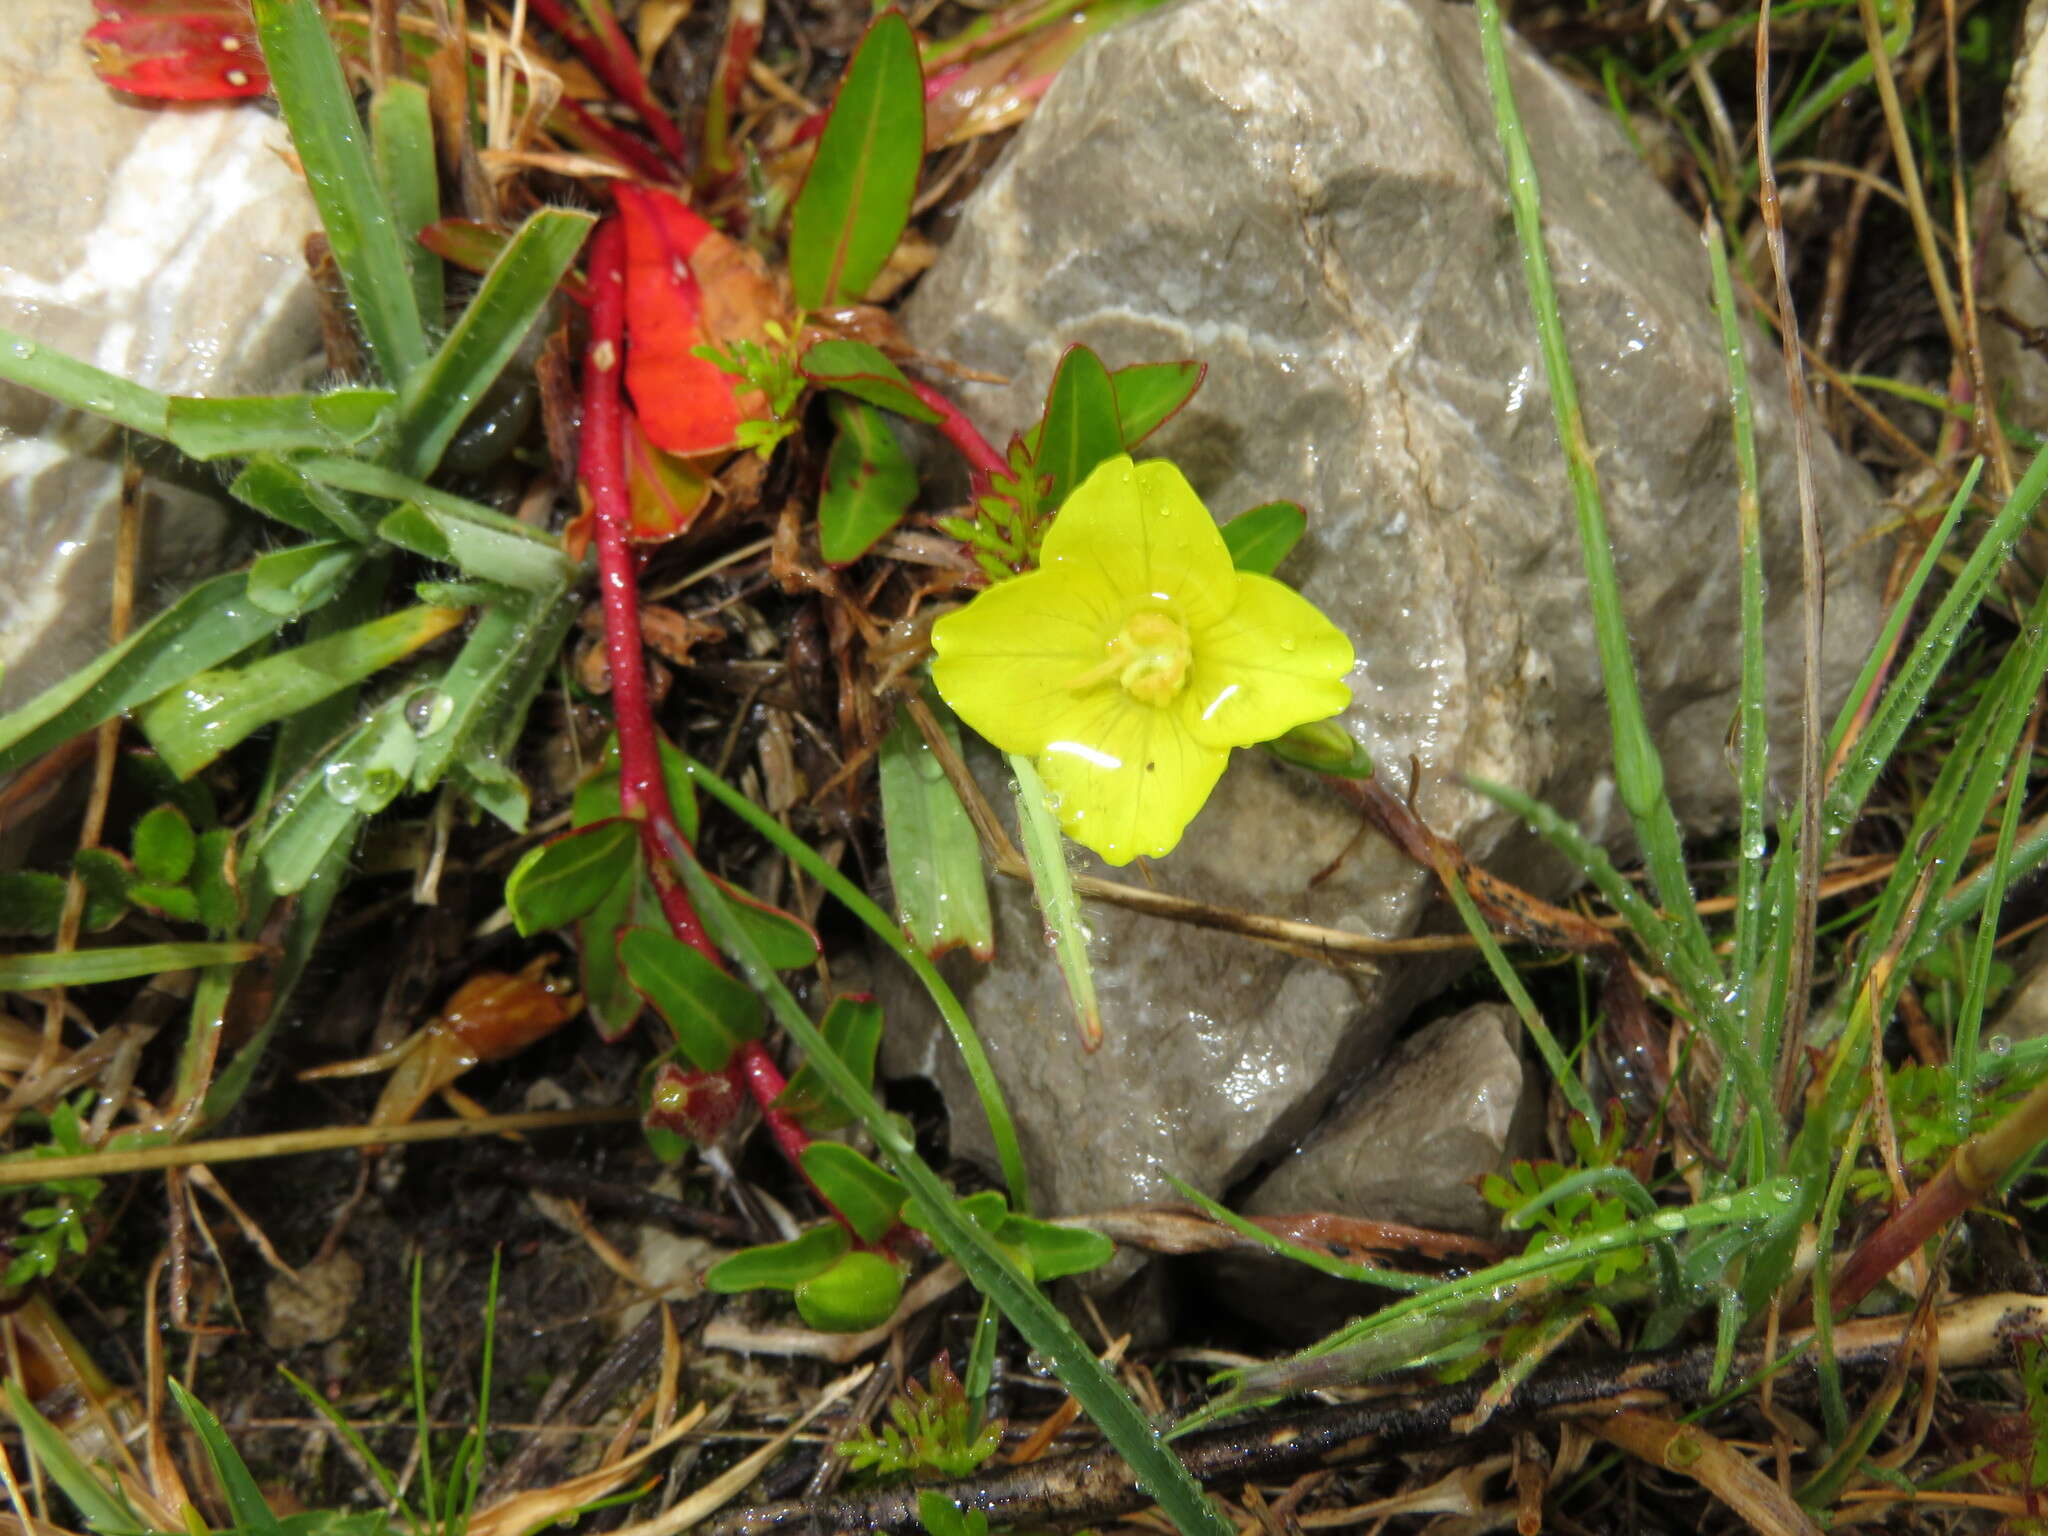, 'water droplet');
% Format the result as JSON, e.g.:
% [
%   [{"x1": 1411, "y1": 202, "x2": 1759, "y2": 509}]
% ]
[
  {"x1": 406, "y1": 687, "x2": 453, "y2": 736},
  {"x1": 1986, "y1": 1033, "x2": 2013, "y2": 1058},
  {"x1": 7, "y1": 339, "x2": 36, "y2": 361},
  {"x1": 325, "y1": 762, "x2": 368, "y2": 805},
  {"x1": 1740, "y1": 829, "x2": 1767, "y2": 861}
]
